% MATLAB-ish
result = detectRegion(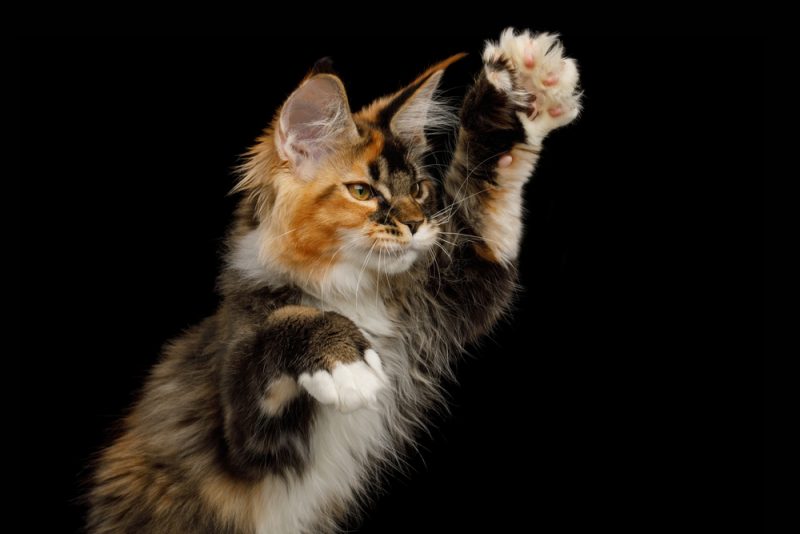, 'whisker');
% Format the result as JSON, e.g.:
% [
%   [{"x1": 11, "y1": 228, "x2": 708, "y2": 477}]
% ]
[
  {"x1": 383, "y1": 250, "x2": 396, "y2": 302},
  {"x1": 355, "y1": 241, "x2": 377, "y2": 312},
  {"x1": 433, "y1": 147, "x2": 508, "y2": 223},
  {"x1": 320, "y1": 238, "x2": 357, "y2": 308},
  {"x1": 432, "y1": 240, "x2": 453, "y2": 263},
  {"x1": 430, "y1": 184, "x2": 497, "y2": 224},
  {"x1": 428, "y1": 245, "x2": 444, "y2": 299},
  {"x1": 434, "y1": 230, "x2": 507, "y2": 247},
  {"x1": 273, "y1": 226, "x2": 301, "y2": 239}
]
